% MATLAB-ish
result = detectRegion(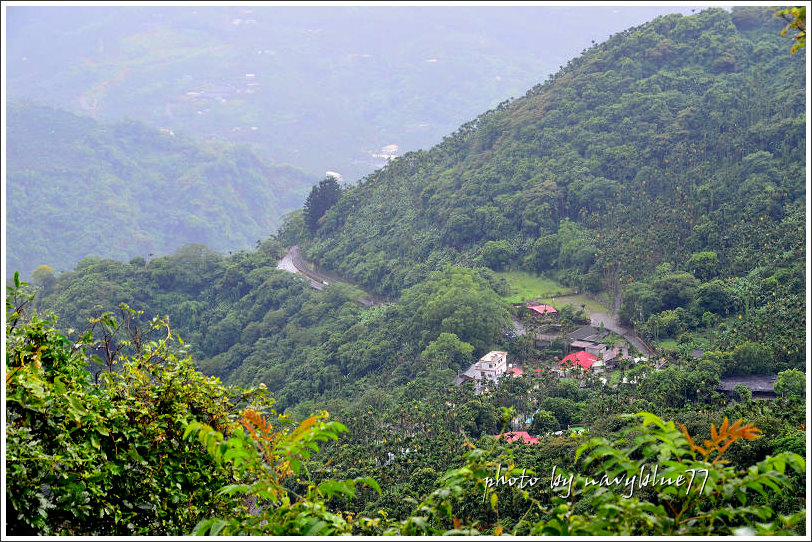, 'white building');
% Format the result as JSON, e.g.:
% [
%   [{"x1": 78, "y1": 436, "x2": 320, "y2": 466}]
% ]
[
  {"x1": 458, "y1": 351, "x2": 508, "y2": 386},
  {"x1": 475, "y1": 351, "x2": 507, "y2": 381},
  {"x1": 371, "y1": 144, "x2": 399, "y2": 160}
]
